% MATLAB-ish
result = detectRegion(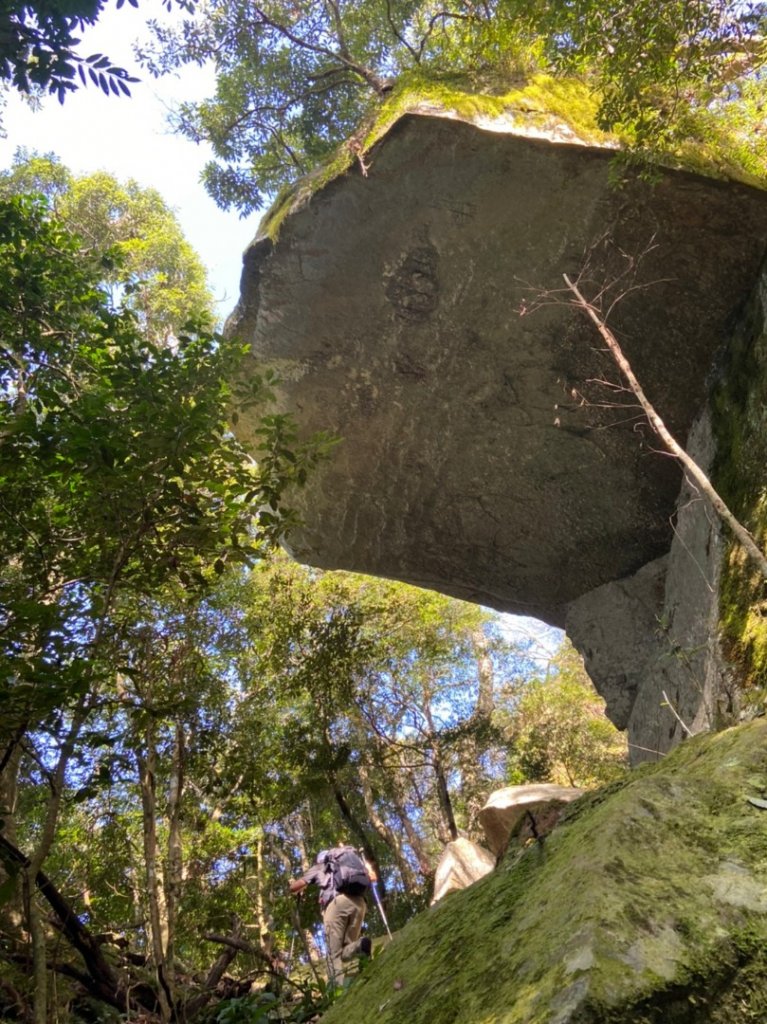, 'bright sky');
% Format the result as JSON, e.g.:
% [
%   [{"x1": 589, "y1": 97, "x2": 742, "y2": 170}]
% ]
[{"x1": 0, "y1": 3, "x2": 257, "y2": 321}]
